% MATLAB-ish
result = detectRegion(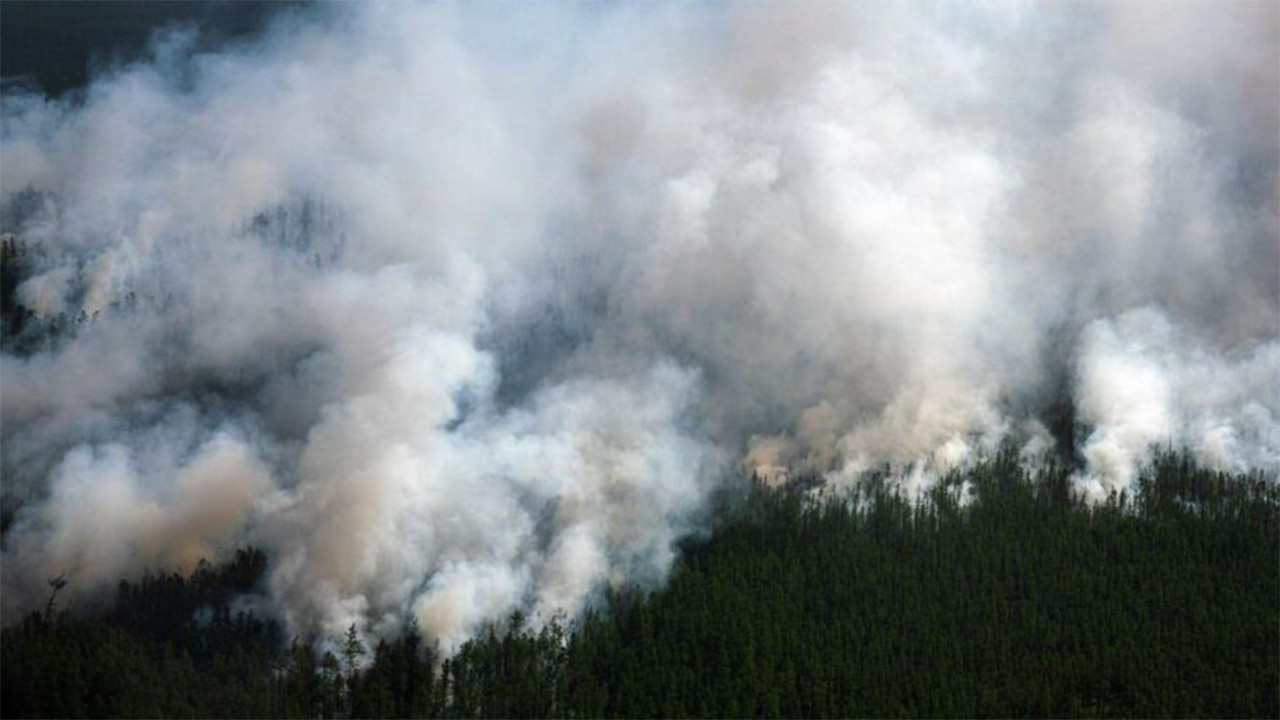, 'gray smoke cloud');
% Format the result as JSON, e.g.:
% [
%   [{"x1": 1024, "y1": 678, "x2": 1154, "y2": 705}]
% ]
[{"x1": 2, "y1": 2, "x2": 1277, "y2": 649}]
